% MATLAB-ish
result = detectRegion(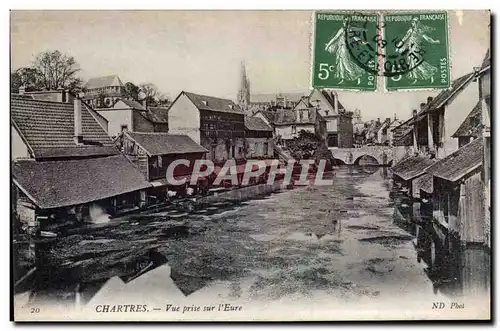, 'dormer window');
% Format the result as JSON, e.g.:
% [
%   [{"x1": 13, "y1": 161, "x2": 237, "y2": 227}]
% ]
[{"x1": 202, "y1": 100, "x2": 208, "y2": 106}]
